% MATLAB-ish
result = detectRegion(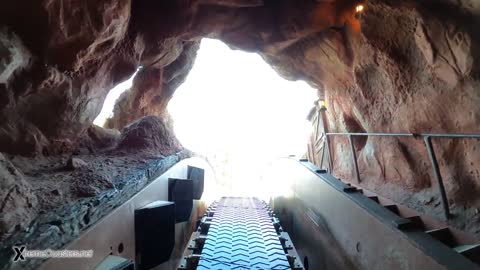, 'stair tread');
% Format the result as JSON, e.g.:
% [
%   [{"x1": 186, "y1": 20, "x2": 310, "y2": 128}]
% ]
[
  {"x1": 384, "y1": 204, "x2": 400, "y2": 215},
  {"x1": 454, "y1": 244, "x2": 480, "y2": 253},
  {"x1": 425, "y1": 227, "x2": 450, "y2": 234},
  {"x1": 425, "y1": 227, "x2": 456, "y2": 247}
]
